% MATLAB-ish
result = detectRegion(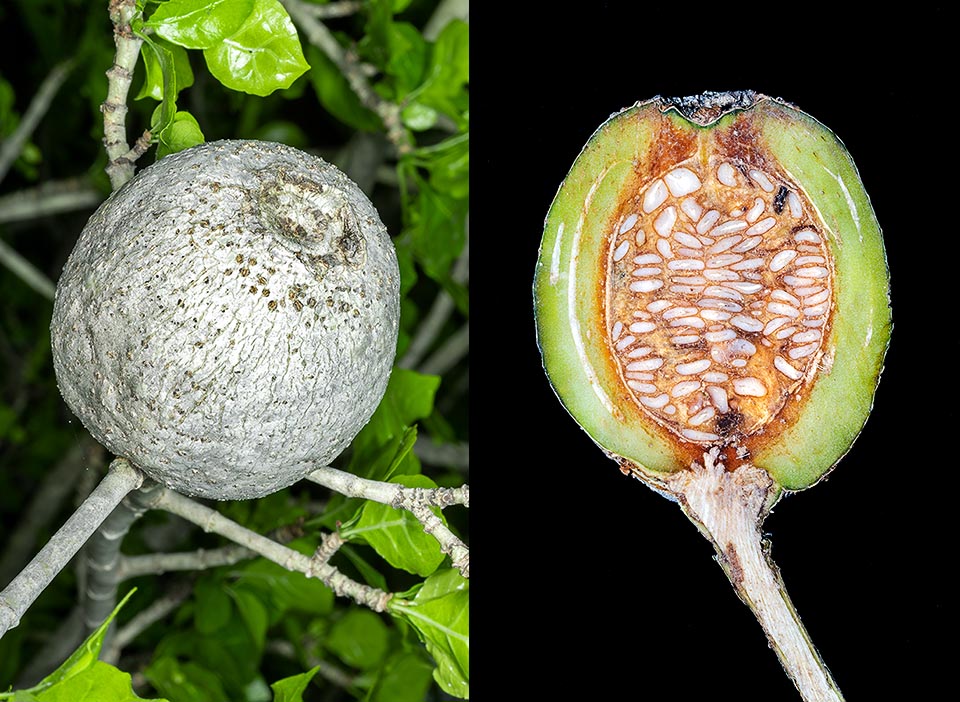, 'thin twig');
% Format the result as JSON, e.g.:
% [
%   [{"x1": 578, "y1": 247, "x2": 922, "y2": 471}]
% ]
[
  {"x1": 280, "y1": 0, "x2": 411, "y2": 154},
  {"x1": 414, "y1": 435, "x2": 469, "y2": 470},
  {"x1": 139, "y1": 485, "x2": 392, "y2": 612},
  {"x1": 423, "y1": 0, "x2": 469, "y2": 41},
  {"x1": 102, "y1": 579, "x2": 192, "y2": 665},
  {"x1": 307, "y1": 466, "x2": 469, "y2": 578},
  {"x1": 0, "y1": 58, "x2": 77, "y2": 185},
  {"x1": 0, "y1": 178, "x2": 102, "y2": 225},
  {"x1": 0, "y1": 438, "x2": 103, "y2": 588},
  {"x1": 102, "y1": 0, "x2": 147, "y2": 189},
  {"x1": 301, "y1": 0, "x2": 362, "y2": 18},
  {"x1": 0, "y1": 237, "x2": 56, "y2": 300},
  {"x1": 0, "y1": 459, "x2": 144, "y2": 639},
  {"x1": 419, "y1": 321, "x2": 468, "y2": 376}
]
